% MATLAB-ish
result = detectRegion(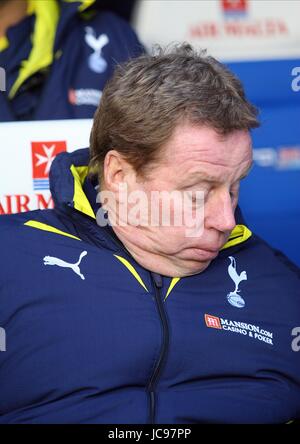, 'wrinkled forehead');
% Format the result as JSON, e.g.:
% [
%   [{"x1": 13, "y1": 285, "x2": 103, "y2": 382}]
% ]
[{"x1": 162, "y1": 124, "x2": 253, "y2": 168}]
